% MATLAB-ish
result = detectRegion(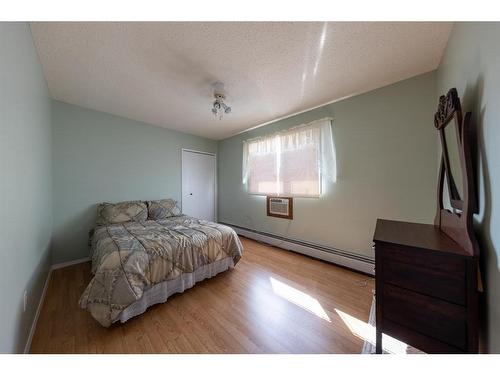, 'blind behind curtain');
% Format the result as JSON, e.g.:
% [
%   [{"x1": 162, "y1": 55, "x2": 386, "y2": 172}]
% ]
[{"x1": 242, "y1": 118, "x2": 334, "y2": 197}]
